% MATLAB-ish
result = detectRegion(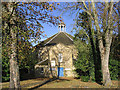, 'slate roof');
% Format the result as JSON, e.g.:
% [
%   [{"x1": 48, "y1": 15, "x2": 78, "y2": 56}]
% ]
[{"x1": 36, "y1": 32, "x2": 74, "y2": 47}]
